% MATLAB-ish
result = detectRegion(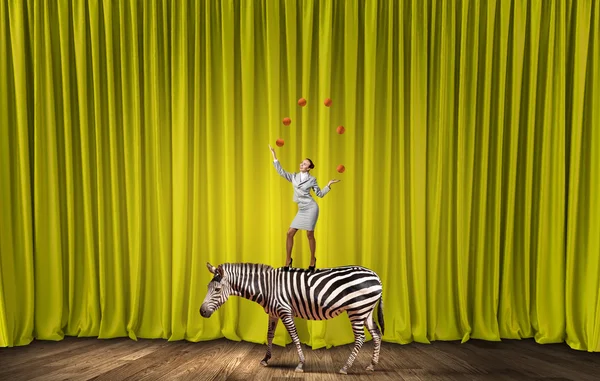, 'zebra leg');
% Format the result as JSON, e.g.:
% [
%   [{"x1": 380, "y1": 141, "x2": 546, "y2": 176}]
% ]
[
  {"x1": 339, "y1": 317, "x2": 366, "y2": 374},
  {"x1": 280, "y1": 315, "x2": 305, "y2": 372},
  {"x1": 365, "y1": 312, "x2": 382, "y2": 371},
  {"x1": 261, "y1": 315, "x2": 279, "y2": 366}
]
